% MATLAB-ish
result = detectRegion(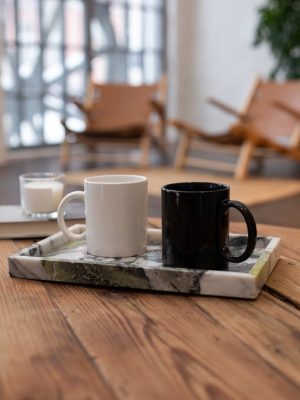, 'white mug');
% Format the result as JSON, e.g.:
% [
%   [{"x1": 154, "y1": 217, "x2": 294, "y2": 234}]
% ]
[{"x1": 57, "y1": 175, "x2": 161, "y2": 257}]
